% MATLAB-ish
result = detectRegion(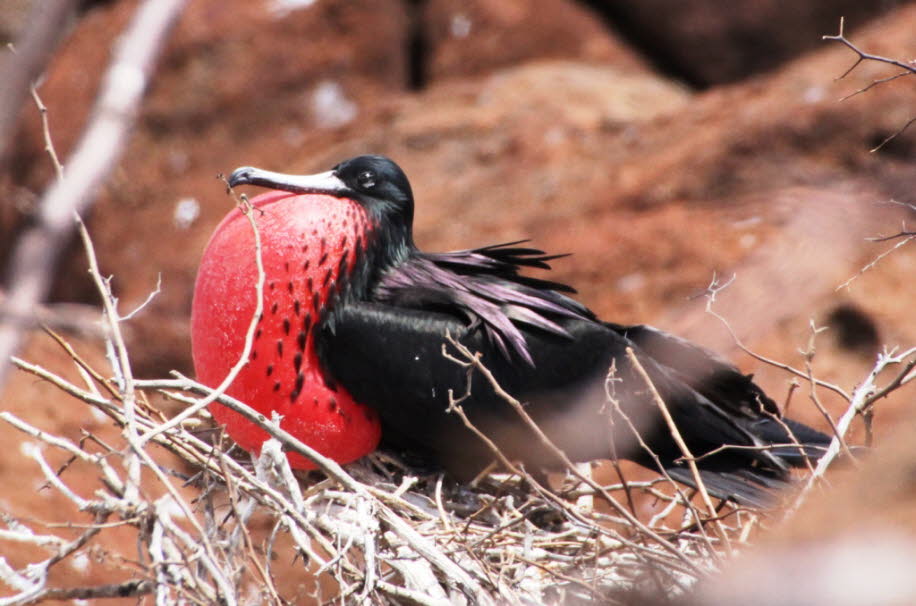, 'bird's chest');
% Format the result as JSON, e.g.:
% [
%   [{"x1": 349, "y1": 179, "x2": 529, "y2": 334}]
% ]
[
  {"x1": 192, "y1": 193, "x2": 380, "y2": 467},
  {"x1": 249, "y1": 196, "x2": 370, "y2": 400}
]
